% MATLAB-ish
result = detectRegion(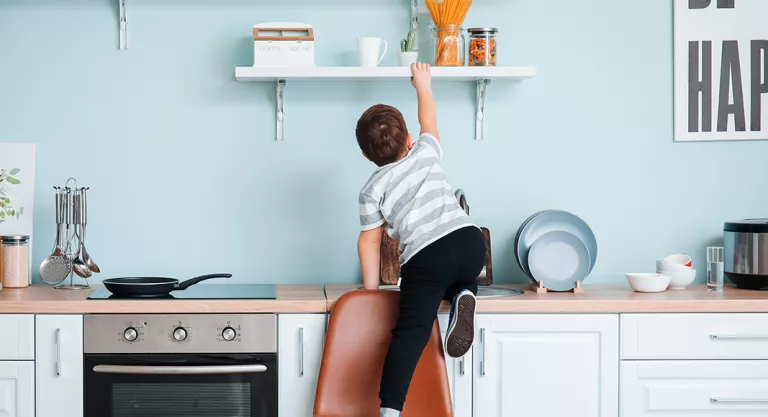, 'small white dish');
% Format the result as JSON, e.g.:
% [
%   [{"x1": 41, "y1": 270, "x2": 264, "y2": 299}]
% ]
[
  {"x1": 665, "y1": 268, "x2": 696, "y2": 289},
  {"x1": 663, "y1": 253, "x2": 692, "y2": 267},
  {"x1": 656, "y1": 260, "x2": 691, "y2": 274},
  {"x1": 626, "y1": 273, "x2": 671, "y2": 293}
]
